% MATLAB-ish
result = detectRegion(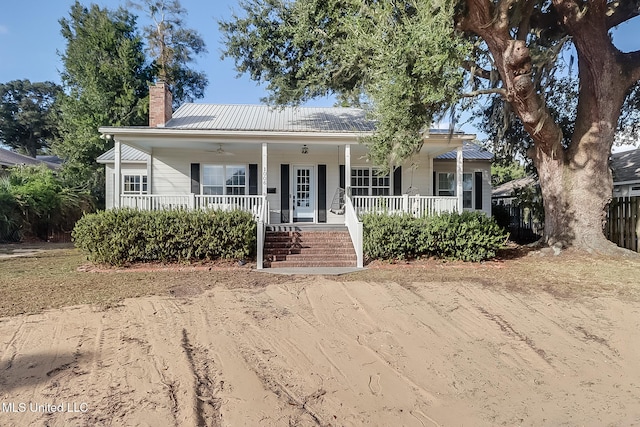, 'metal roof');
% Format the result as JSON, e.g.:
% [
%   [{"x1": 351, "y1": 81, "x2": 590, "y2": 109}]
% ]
[
  {"x1": 97, "y1": 145, "x2": 149, "y2": 163},
  {"x1": 165, "y1": 104, "x2": 376, "y2": 133},
  {"x1": 0, "y1": 147, "x2": 58, "y2": 169},
  {"x1": 611, "y1": 148, "x2": 640, "y2": 183},
  {"x1": 435, "y1": 142, "x2": 493, "y2": 161}
]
